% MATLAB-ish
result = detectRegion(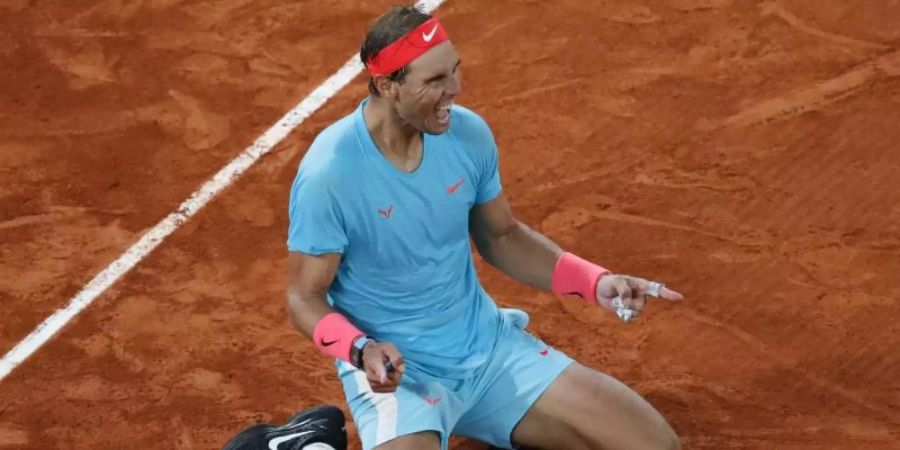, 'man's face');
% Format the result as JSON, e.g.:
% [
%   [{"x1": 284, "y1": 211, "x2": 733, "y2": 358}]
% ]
[{"x1": 392, "y1": 41, "x2": 462, "y2": 135}]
